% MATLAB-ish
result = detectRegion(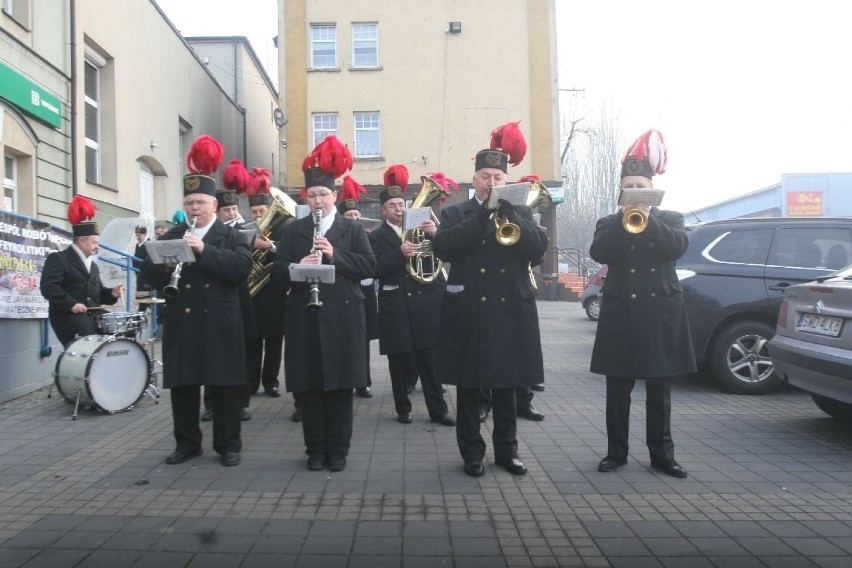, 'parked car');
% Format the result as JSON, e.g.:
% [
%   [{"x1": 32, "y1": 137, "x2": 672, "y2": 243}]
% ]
[
  {"x1": 677, "y1": 217, "x2": 852, "y2": 394},
  {"x1": 582, "y1": 264, "x2": 607, "y2": 321},
  {"x1": 768, "y1": 264, "x2": 852, "y2": 421}
]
